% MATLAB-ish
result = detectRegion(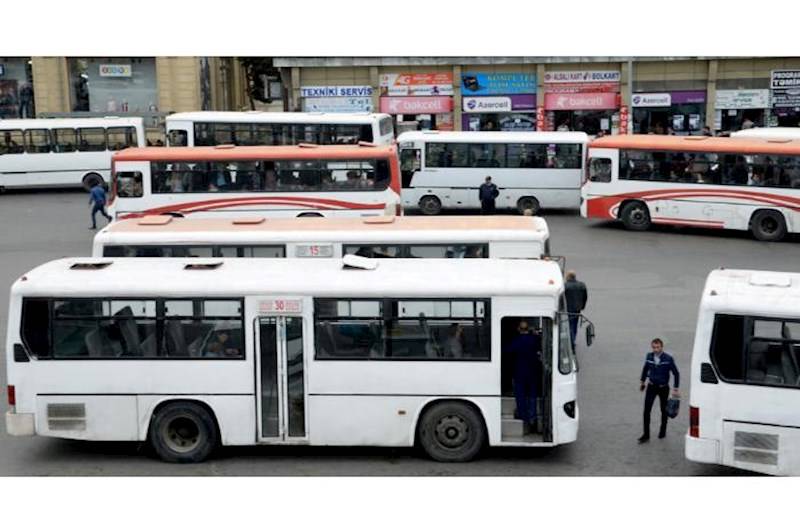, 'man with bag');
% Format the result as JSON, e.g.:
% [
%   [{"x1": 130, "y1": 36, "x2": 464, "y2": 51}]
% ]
[
  {"x1": 478, "y1": 176, "x2": 499, "y2": 215},
  {"x1": 638, "y1": 338, "x2": 680, "y2": 443}
]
